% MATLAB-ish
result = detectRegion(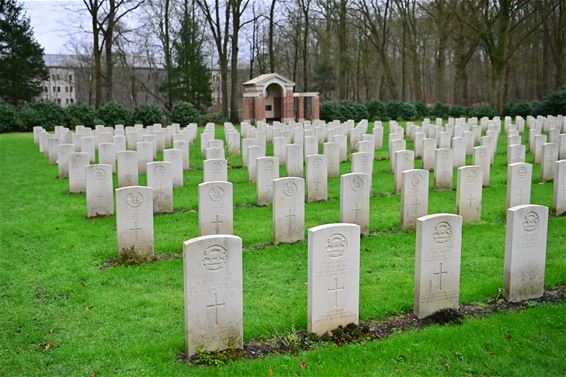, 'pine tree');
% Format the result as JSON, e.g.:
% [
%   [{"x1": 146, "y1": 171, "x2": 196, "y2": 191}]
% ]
[
  {"x1": 165, "y1": 0, "x2": 212, "y2": 111},
  {"x1": 0, "y1": 0, "x2": 48, "y2": 106}
]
